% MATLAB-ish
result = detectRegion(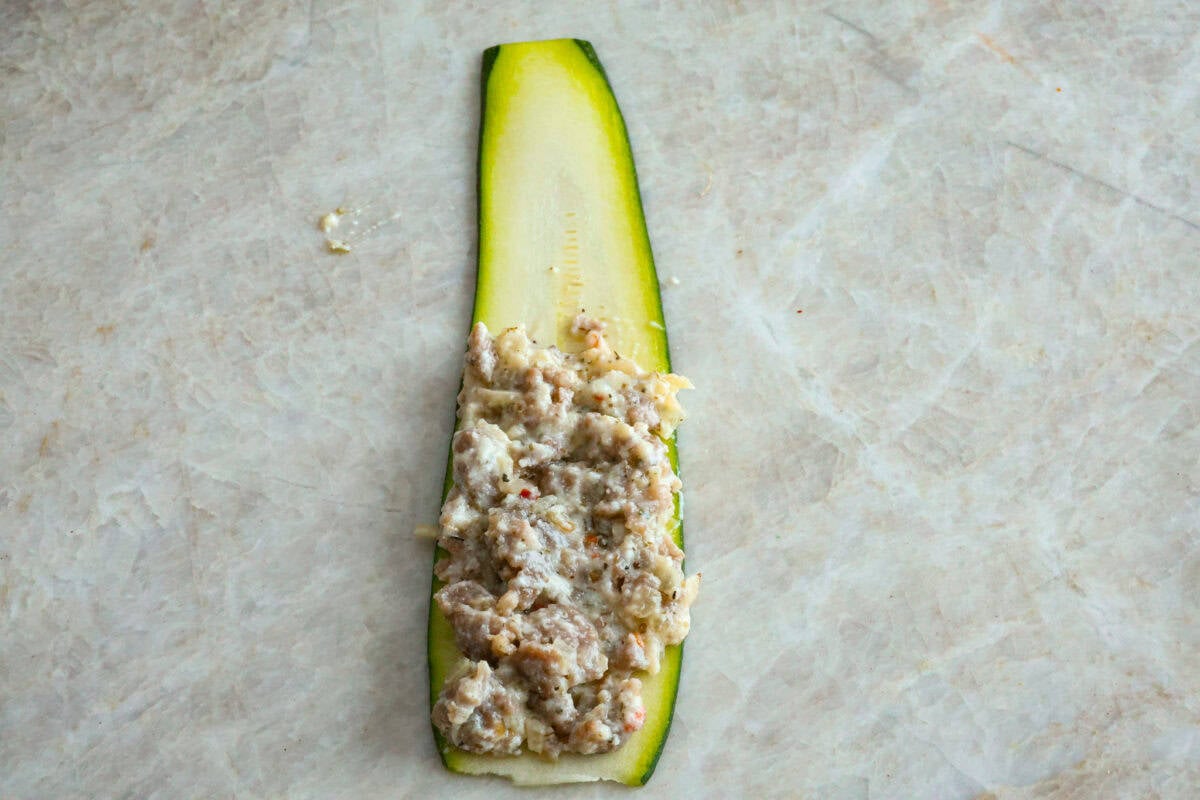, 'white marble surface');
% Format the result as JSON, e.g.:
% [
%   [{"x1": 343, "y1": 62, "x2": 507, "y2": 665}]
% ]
[{"x1": 3, "y1": 2, "x2": 1199, "y2": 797}]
